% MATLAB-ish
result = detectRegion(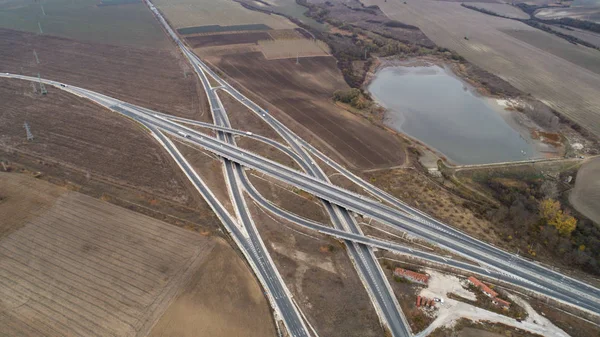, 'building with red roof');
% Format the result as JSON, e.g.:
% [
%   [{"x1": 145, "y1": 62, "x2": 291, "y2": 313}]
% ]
[
  {"x1": 467, "y1": 276, "x2": 498, "y2": 298},
  {"x1": 492, "y1": 298, "x2": 511, "y2": 310},
  {"x1": 394, "y1": 268, "x2": 429, "y2": 285}
]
